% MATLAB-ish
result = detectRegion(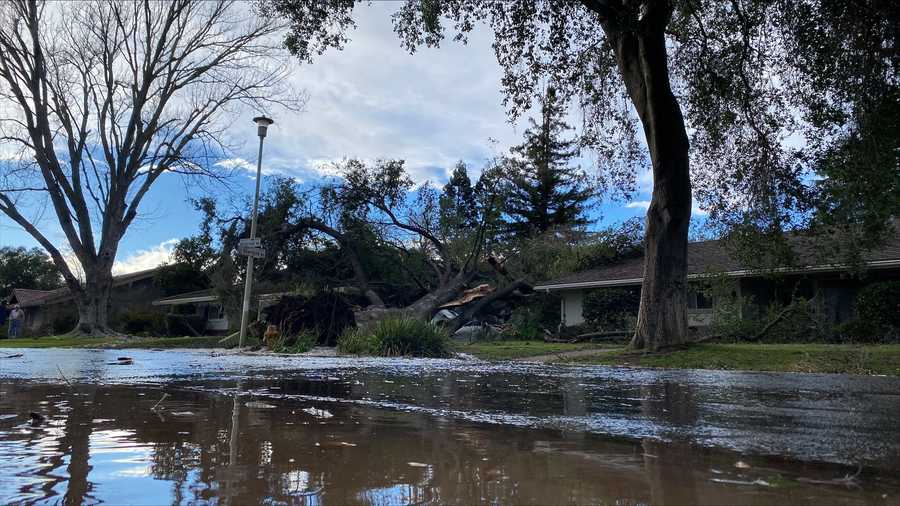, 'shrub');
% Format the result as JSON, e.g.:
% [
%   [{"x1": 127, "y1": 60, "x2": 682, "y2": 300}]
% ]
[
  {"x1": 336, "y1": 327, "x2": 376, "y2": 355},
  {"x1": 855, "y1": 281, "x2": 900, "y2": 332},
  {"x1": 504, "y1": 294, "x2": 560, "y2": 340},
  {"x1": 271, "y1": 330, "x2": 317, "y2": 354},
  {"x1": 116, "y1": 309, "x2": 165, "y2": 335},
  {"x1": 830, "y1": 281, "x2": 900, "y2": 343},
  {"x1": 337, "y1": 317, "x2": 451, "y2": 357},
  {"x1": 582, "y1": 288, "x2": 639, "y2": 331}
]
